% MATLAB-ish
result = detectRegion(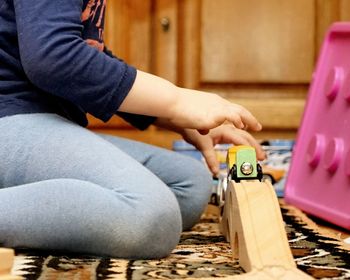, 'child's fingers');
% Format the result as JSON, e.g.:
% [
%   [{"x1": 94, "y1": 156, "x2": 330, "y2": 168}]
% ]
[
  {"x1": 218, "y1": 126, "x2": 266, "y2": 160},
  {"x1": 228, "y1": 132, "x2": 251, "y2": 147},
  {"x1": 240, "y1": 131, "x2": 266, "y2": 160},
  {"x1": 239, "y1": 110, "x2": 262, "y2": 132},
  {"x1": 225, "y1": 110, "x2": 245, "y2": 129},
  {"x1": 227, "y1": 104, "x2": 262, "y2": 131}
]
